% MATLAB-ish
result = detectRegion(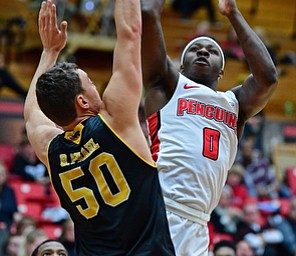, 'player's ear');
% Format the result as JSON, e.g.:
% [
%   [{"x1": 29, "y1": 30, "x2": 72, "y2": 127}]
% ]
[
  {"x1": 218, "y1": 69, "x2": 224, "y2": 80},
  {"x1": 179, "y1": 64, "x2": 184, "y2": 74},
  {"x1": 76, "y1": 94, "x2": 89, "y2": 109}
]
